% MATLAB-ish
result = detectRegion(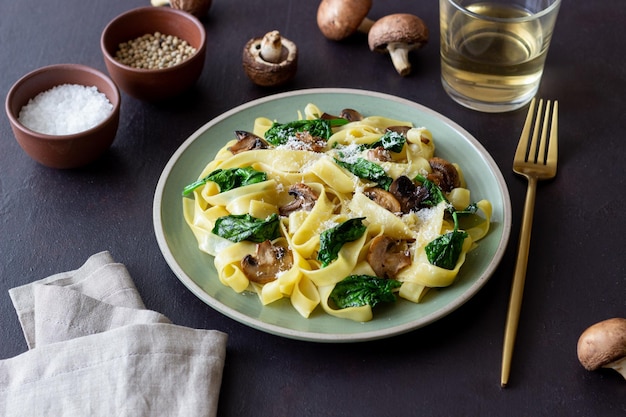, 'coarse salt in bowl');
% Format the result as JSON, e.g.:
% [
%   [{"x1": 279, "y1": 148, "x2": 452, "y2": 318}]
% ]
[
  {"x1": 18, "y1": 84, "x2": 113, "y2": 136},
  {"x1": 5, "y1": 64, "x2": 121, "y2": 169}
]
